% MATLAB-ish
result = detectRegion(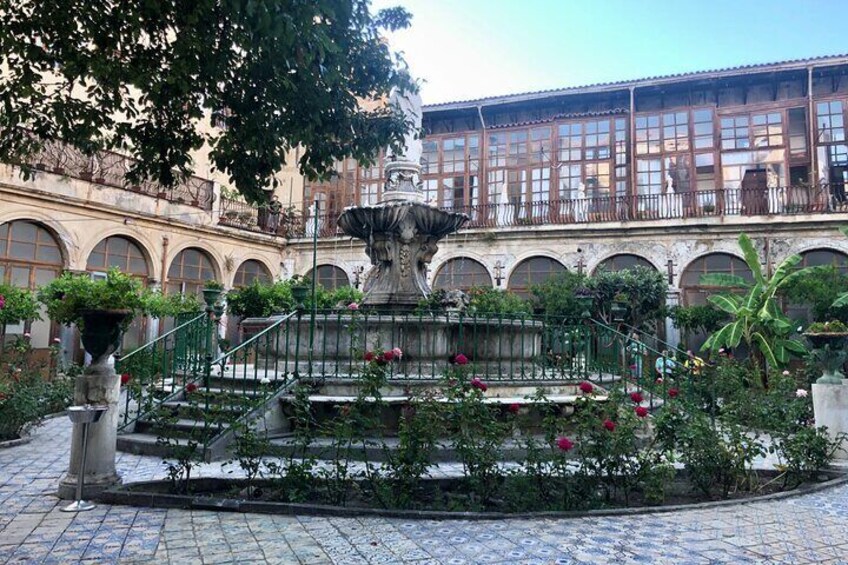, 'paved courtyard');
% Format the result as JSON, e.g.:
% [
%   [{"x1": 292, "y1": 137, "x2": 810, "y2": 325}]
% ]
[{"x1": 2, "y1": 417, "x2": 848, "y2": 564}]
